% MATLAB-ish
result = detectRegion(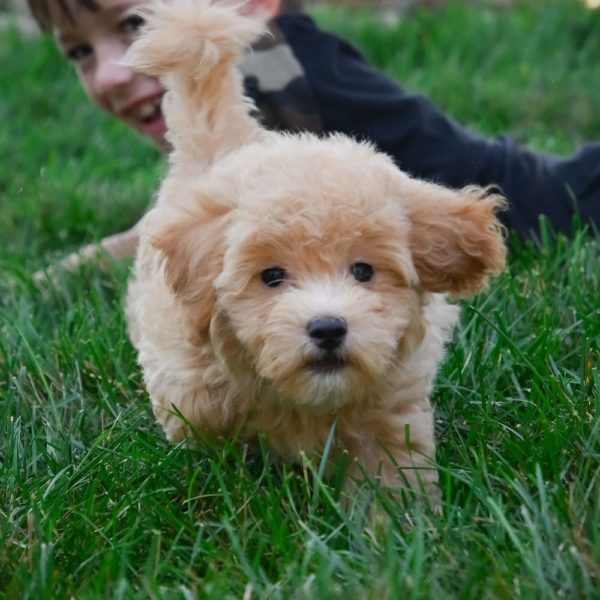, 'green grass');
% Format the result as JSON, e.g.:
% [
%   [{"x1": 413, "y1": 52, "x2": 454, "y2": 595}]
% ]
[{"x1": 1, "y1": 0, "x2": 599, "y2": 597}]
